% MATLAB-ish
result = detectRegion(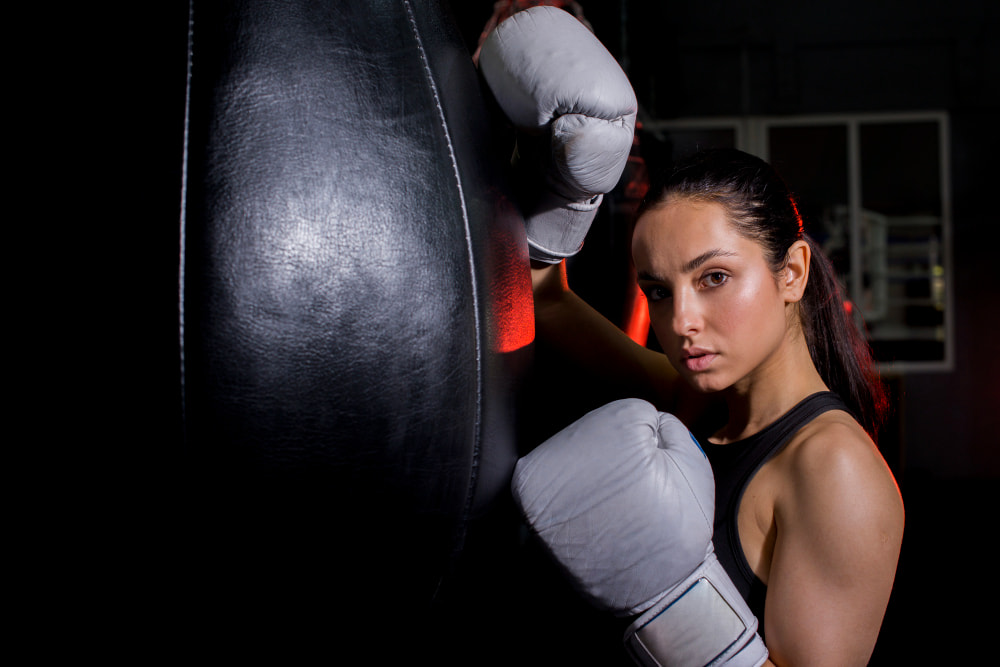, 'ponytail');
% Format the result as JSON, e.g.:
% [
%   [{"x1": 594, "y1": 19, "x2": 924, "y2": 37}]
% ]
[{"x1": 801, "y1": 235, "x2": 888, "y2": 439}]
